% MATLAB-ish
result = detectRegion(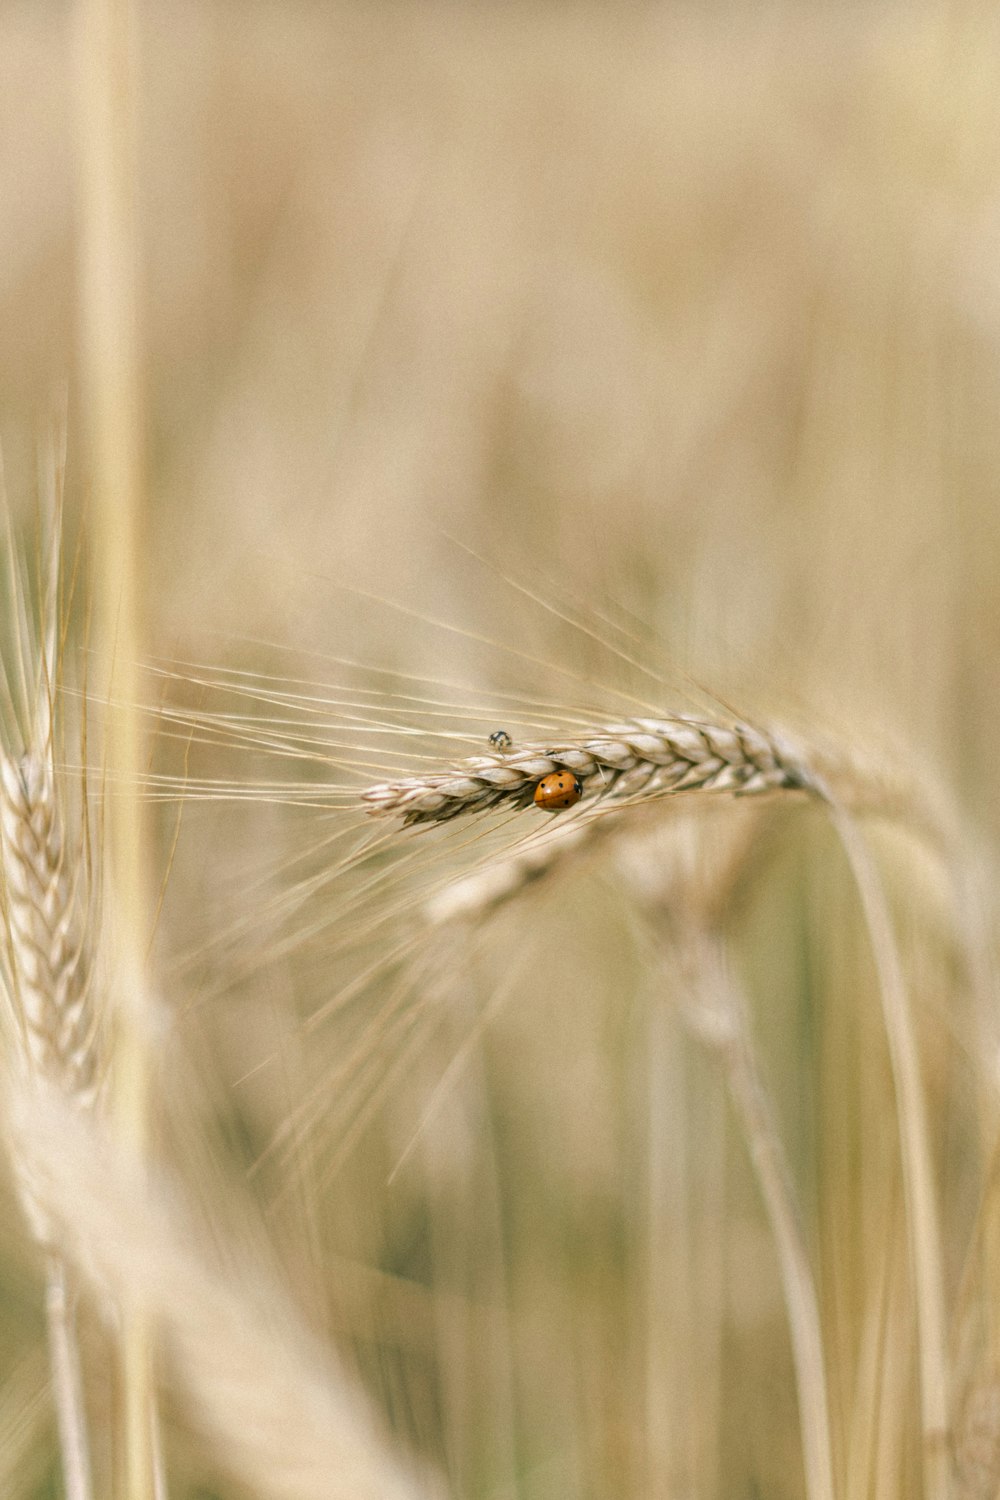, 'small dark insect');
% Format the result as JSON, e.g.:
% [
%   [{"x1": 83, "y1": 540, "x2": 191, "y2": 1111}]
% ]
[
  {"x1": 533, "y1": 770, "x2": 583, "y2": 811},
  {"x1": 488, "y1": 729, "x2": 513, "y2": 751}
]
